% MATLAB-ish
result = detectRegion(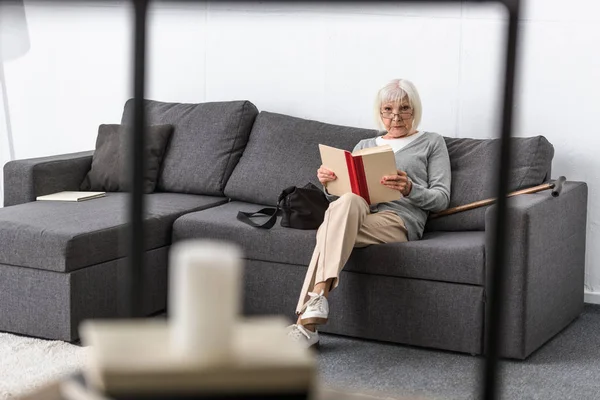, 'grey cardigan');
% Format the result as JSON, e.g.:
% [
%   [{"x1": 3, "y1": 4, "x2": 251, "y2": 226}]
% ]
[{"x1": 325, "y1": 131, "x2": 451, "y2": 241}]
